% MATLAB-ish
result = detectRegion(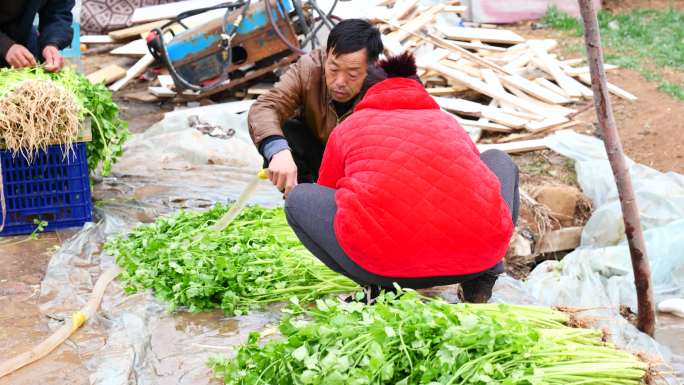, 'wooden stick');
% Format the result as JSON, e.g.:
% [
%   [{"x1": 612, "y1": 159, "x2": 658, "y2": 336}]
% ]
[
  {"x1": 109, "y1": 53, "x2": 155, "y2": 92},
  {"x1": 109, "y1": 20, "x2": 169, "y2": 41},
  {"x1": 0, "y1": 266, "x2": 122, "y2": 378},
  {"x1": 578, "y1": 0, "x2": 655, "y2": 336}
]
